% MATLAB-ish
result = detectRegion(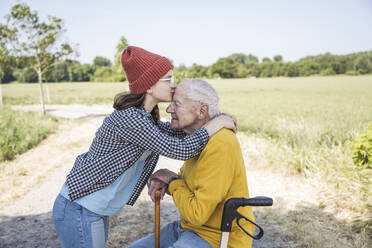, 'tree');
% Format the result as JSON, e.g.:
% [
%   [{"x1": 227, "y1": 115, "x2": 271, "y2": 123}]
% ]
[
  {"x1": 92, "y1": 66, "x2": 114, "y2": 82},
  {"x1": 112, "y1": 36, "x2": 128, "y2": 82},
  {"x1": 13, "y1": 66, "x2": 38, "y2": 82},
  {"x1": 114, "y1": 36, "x2": 128, "y2": 68},
  {"x1": 228, "y1": 53, "x2": 249, "y2": 64},
  {"x1": 68, "y1": 62, "x2": 93, "y2": 81},
  {"x1": 296, "y1": 60, "x2": 319, "y2": 76},
  {"x1": 246, "y1": 54, "x2": 259, "y2": 63},
  {"x1": 259, "y1": 62, "x2": 274, "y2": 77},
  {"x1": 227, "y1": 53, "x2": 259, "y2": 65},
  {"x1": 354, "y1": 54, "x2": 370, "y2": 74},
  {"x1": 0, "y1": 24, "x2": 17, "y2": 106},
  {"x1": 286, "y1": 63, "x2": 298, "y2": 77},
  {"x1": 187, "y1": 63, "x2": 208, "y2": 78},
  {"x1": 3, "y1": 3, "x2": 75, "y2": 114},
  {"x1": 93, "y1": 56, "x2": 112, "y2": 68},
  {"x1": 210, "y1": 57, "x2": 238, "y2": 78},
  {"x1": 273, "y1": 55, "x2": 283, "y2": 62}
]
